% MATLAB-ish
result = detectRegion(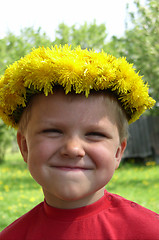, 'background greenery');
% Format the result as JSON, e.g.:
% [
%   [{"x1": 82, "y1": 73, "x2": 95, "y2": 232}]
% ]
[{"x1": 0, "y1": 152, "x2": 159, "y2": 231}]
